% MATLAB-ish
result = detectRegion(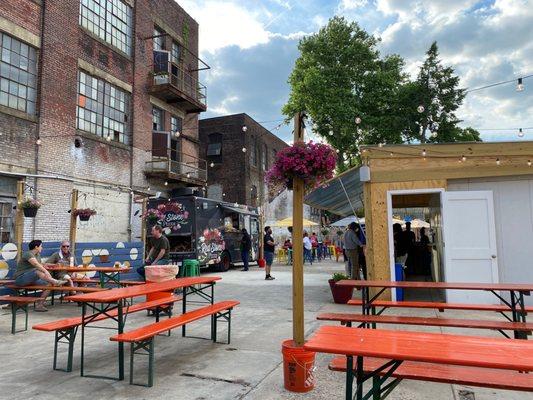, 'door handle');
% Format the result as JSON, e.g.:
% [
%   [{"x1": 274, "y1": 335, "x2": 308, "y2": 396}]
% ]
[{"x1": 491, "y1": 255, "x2": 497, "y2": 259}]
